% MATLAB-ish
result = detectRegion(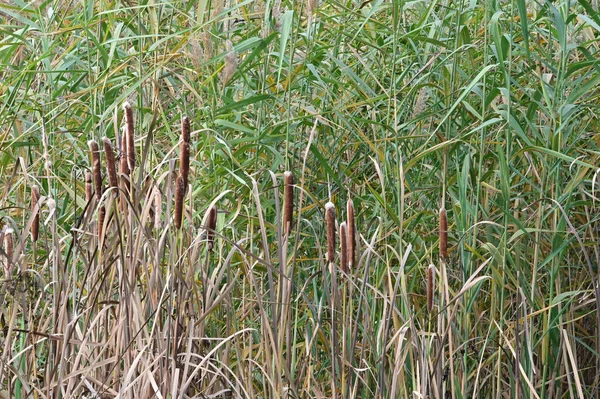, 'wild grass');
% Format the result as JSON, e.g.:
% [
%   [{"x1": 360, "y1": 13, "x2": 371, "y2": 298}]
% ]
[{"x1": 1, "y1": 0, "x2": 600, "y2": 397}]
